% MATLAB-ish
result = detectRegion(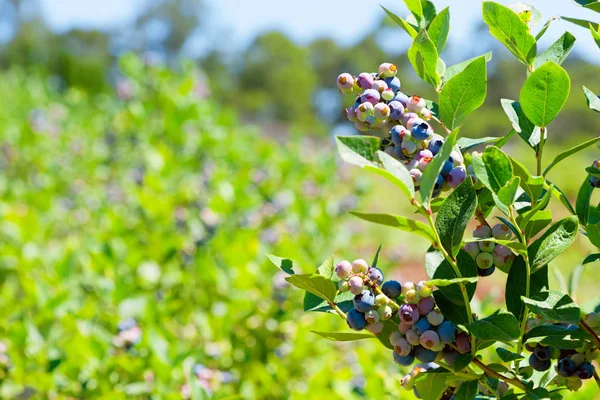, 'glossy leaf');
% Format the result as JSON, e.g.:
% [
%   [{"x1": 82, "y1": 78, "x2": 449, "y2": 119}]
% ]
[
  {"x1": 267, "y1": 254, "x2": 297, "y2": 275},
  {"x1": 435, "y1": 178, "x2": 477, "y2": 256},
  {"x1": 522, "y1": 290, "x2": 581, "y2": 324},
  {"x1": 456, "y1": 136, "x2": 501, "y2": 151},
  {"x1": 428, "y1": 7, "x2": 450, "y2": 53},
  {"x1": 336, "y1": 136, "x2": 380, "y2": 167},
  {"x1": 370, "y1": 150, "x2": 415, "y2": 201},
  {"x1": 466, "y1": 310, "x2": 520, "y2": 342},
  {"x1": 426, "y1": 249, "x2": 477, "y2": 304},
  {"x1": 443, "y1": 52, "x2": 492, "y2": 82},
  {"x1": 501, "y1": 99, "x2": 540, "y2": 149},
  {"x1": 533, "y1": 32, "x2": 576, "y2": 69},
  {"x1": 543, "y1": 137, "x2": 600, "y2": 177},
  {"x1": 583, "y1": 253, "x2": 600, "y2": 264},
  {"x1": 528, "y1": 216, "x2": 579, "y2": 271},
  {"x1": 576, "y1": 175, "x2": 594, "y2": 225},
  {"x1": 496, "y1": 348, "x2": 525, "y2": 362},
  {"x1": 381, "y1": 5, "x2": 418, "y2": 38},
  {"x1": 583, "y1": 85, "x2": 600, "y2": 112},
  {"x1": 350, "y1": 212, "x2": 436, "y2": 243},
  {"x1": 420, "y1": 129, "x2": 459, "y2": 208},
  {"x1": 506, "y1": 257, "x2": 549, "y2": 321},
  {"x1": 434, "y1": 290, "x2": 470, "y2": 326},
  {"x1": 286, "y1": 274, "x2": 337, "y2": 303},
  {"x1": 408, "y1": 30, "x2": 440, "y2": 88},
  {"x1": 415, "y1": 373, "x2": 447, "y2": 400},
  {"x1": 311, "y1": 331, "x2": 376, "y2": 342},
  {"x1": 317, "y1": 257, "x2": 334, "y2": 278},
  {"x1": 454, "y1": 380, "x2": 478, "y2": 400}
]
